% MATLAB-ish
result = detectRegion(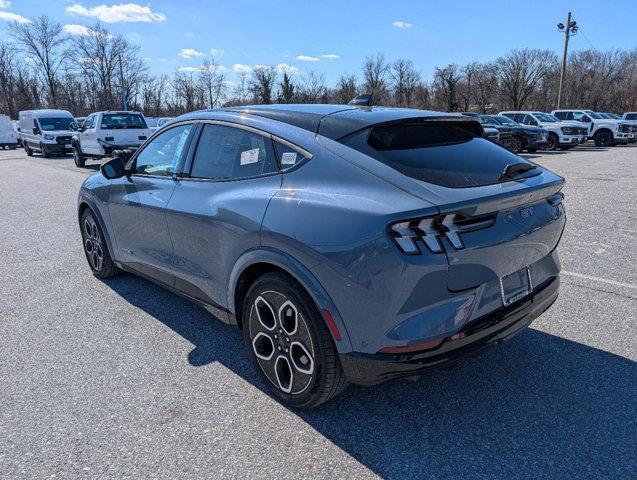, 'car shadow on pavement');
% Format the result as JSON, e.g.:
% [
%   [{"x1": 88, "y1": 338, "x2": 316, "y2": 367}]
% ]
[{"x1": 104, "y1": 273, "x2": 636, "y2": 480}]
